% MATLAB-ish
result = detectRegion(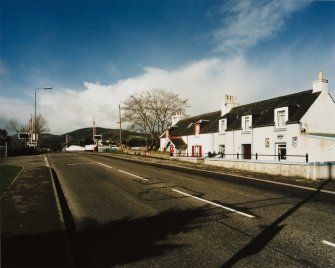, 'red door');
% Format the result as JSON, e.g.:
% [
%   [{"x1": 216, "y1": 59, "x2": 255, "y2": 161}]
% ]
[
  {"x1": 170, "y1": 145, "x2": 174, "y2": 154},
  {"x1": 192, "y1": 146, "x2": 195, "y2": 157}
]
